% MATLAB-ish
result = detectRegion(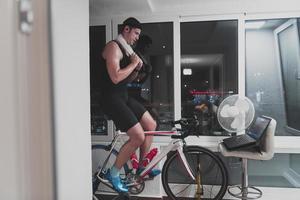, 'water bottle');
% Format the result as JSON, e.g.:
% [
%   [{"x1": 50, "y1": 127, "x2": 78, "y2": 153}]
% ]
[
  {"x1": 130, "y1": 153, "x2": 139, "y2": 169},
  {"x1": 141, "y1": 148, "x2": 158, "y2": 167}
]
